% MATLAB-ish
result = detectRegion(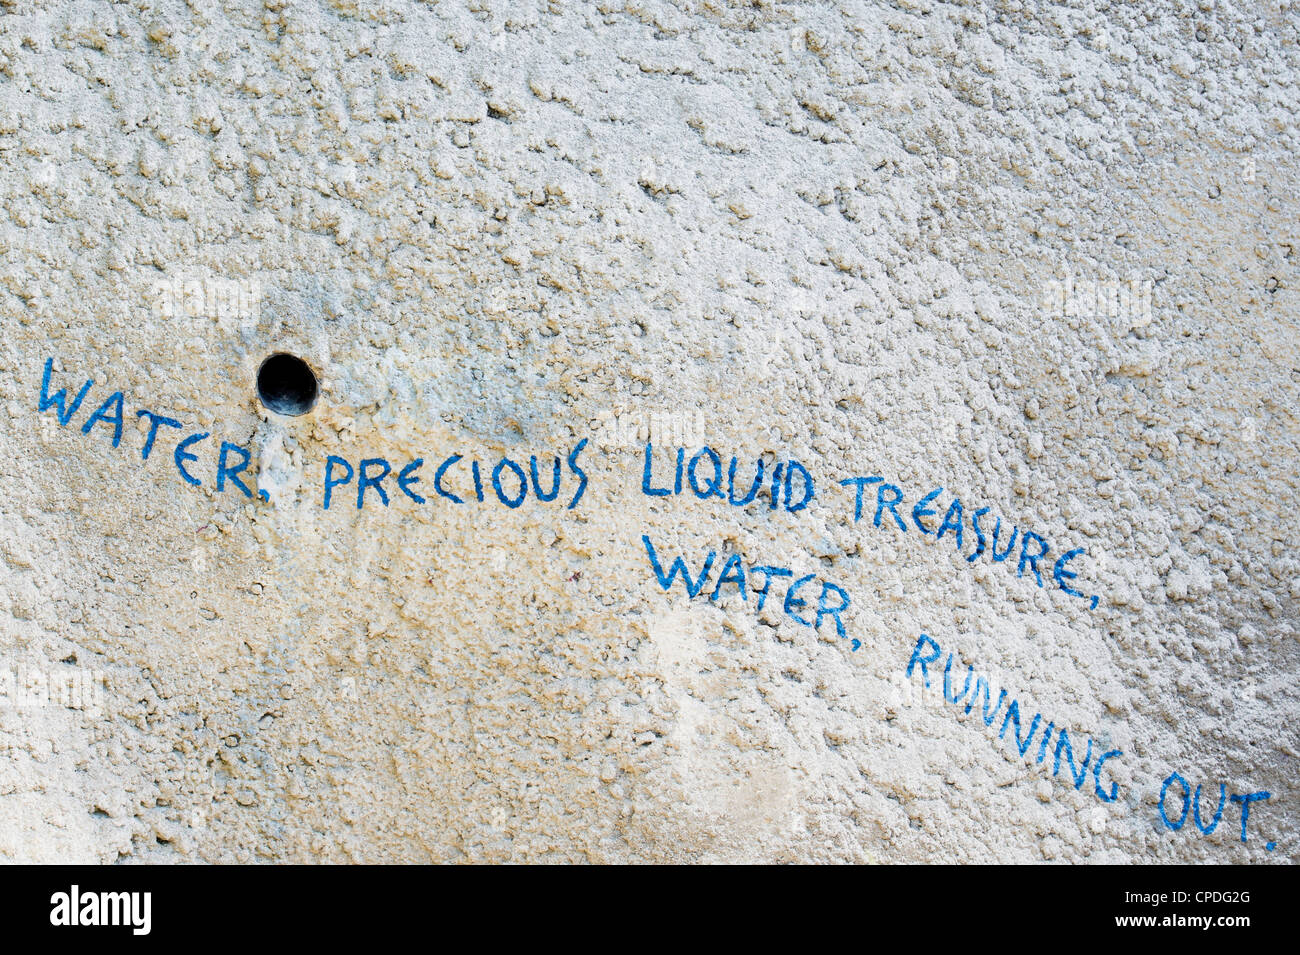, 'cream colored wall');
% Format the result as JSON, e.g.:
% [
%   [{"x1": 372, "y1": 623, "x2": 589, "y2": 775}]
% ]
[{"x1": 0, "y1": 0, "x2": 1295, "y2": 863}]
